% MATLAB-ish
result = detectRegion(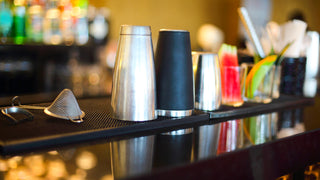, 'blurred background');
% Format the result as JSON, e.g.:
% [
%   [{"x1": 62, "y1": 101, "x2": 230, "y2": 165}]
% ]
[{"x1": 0, "y1": 0, "x2": 319, "y2": 100}]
